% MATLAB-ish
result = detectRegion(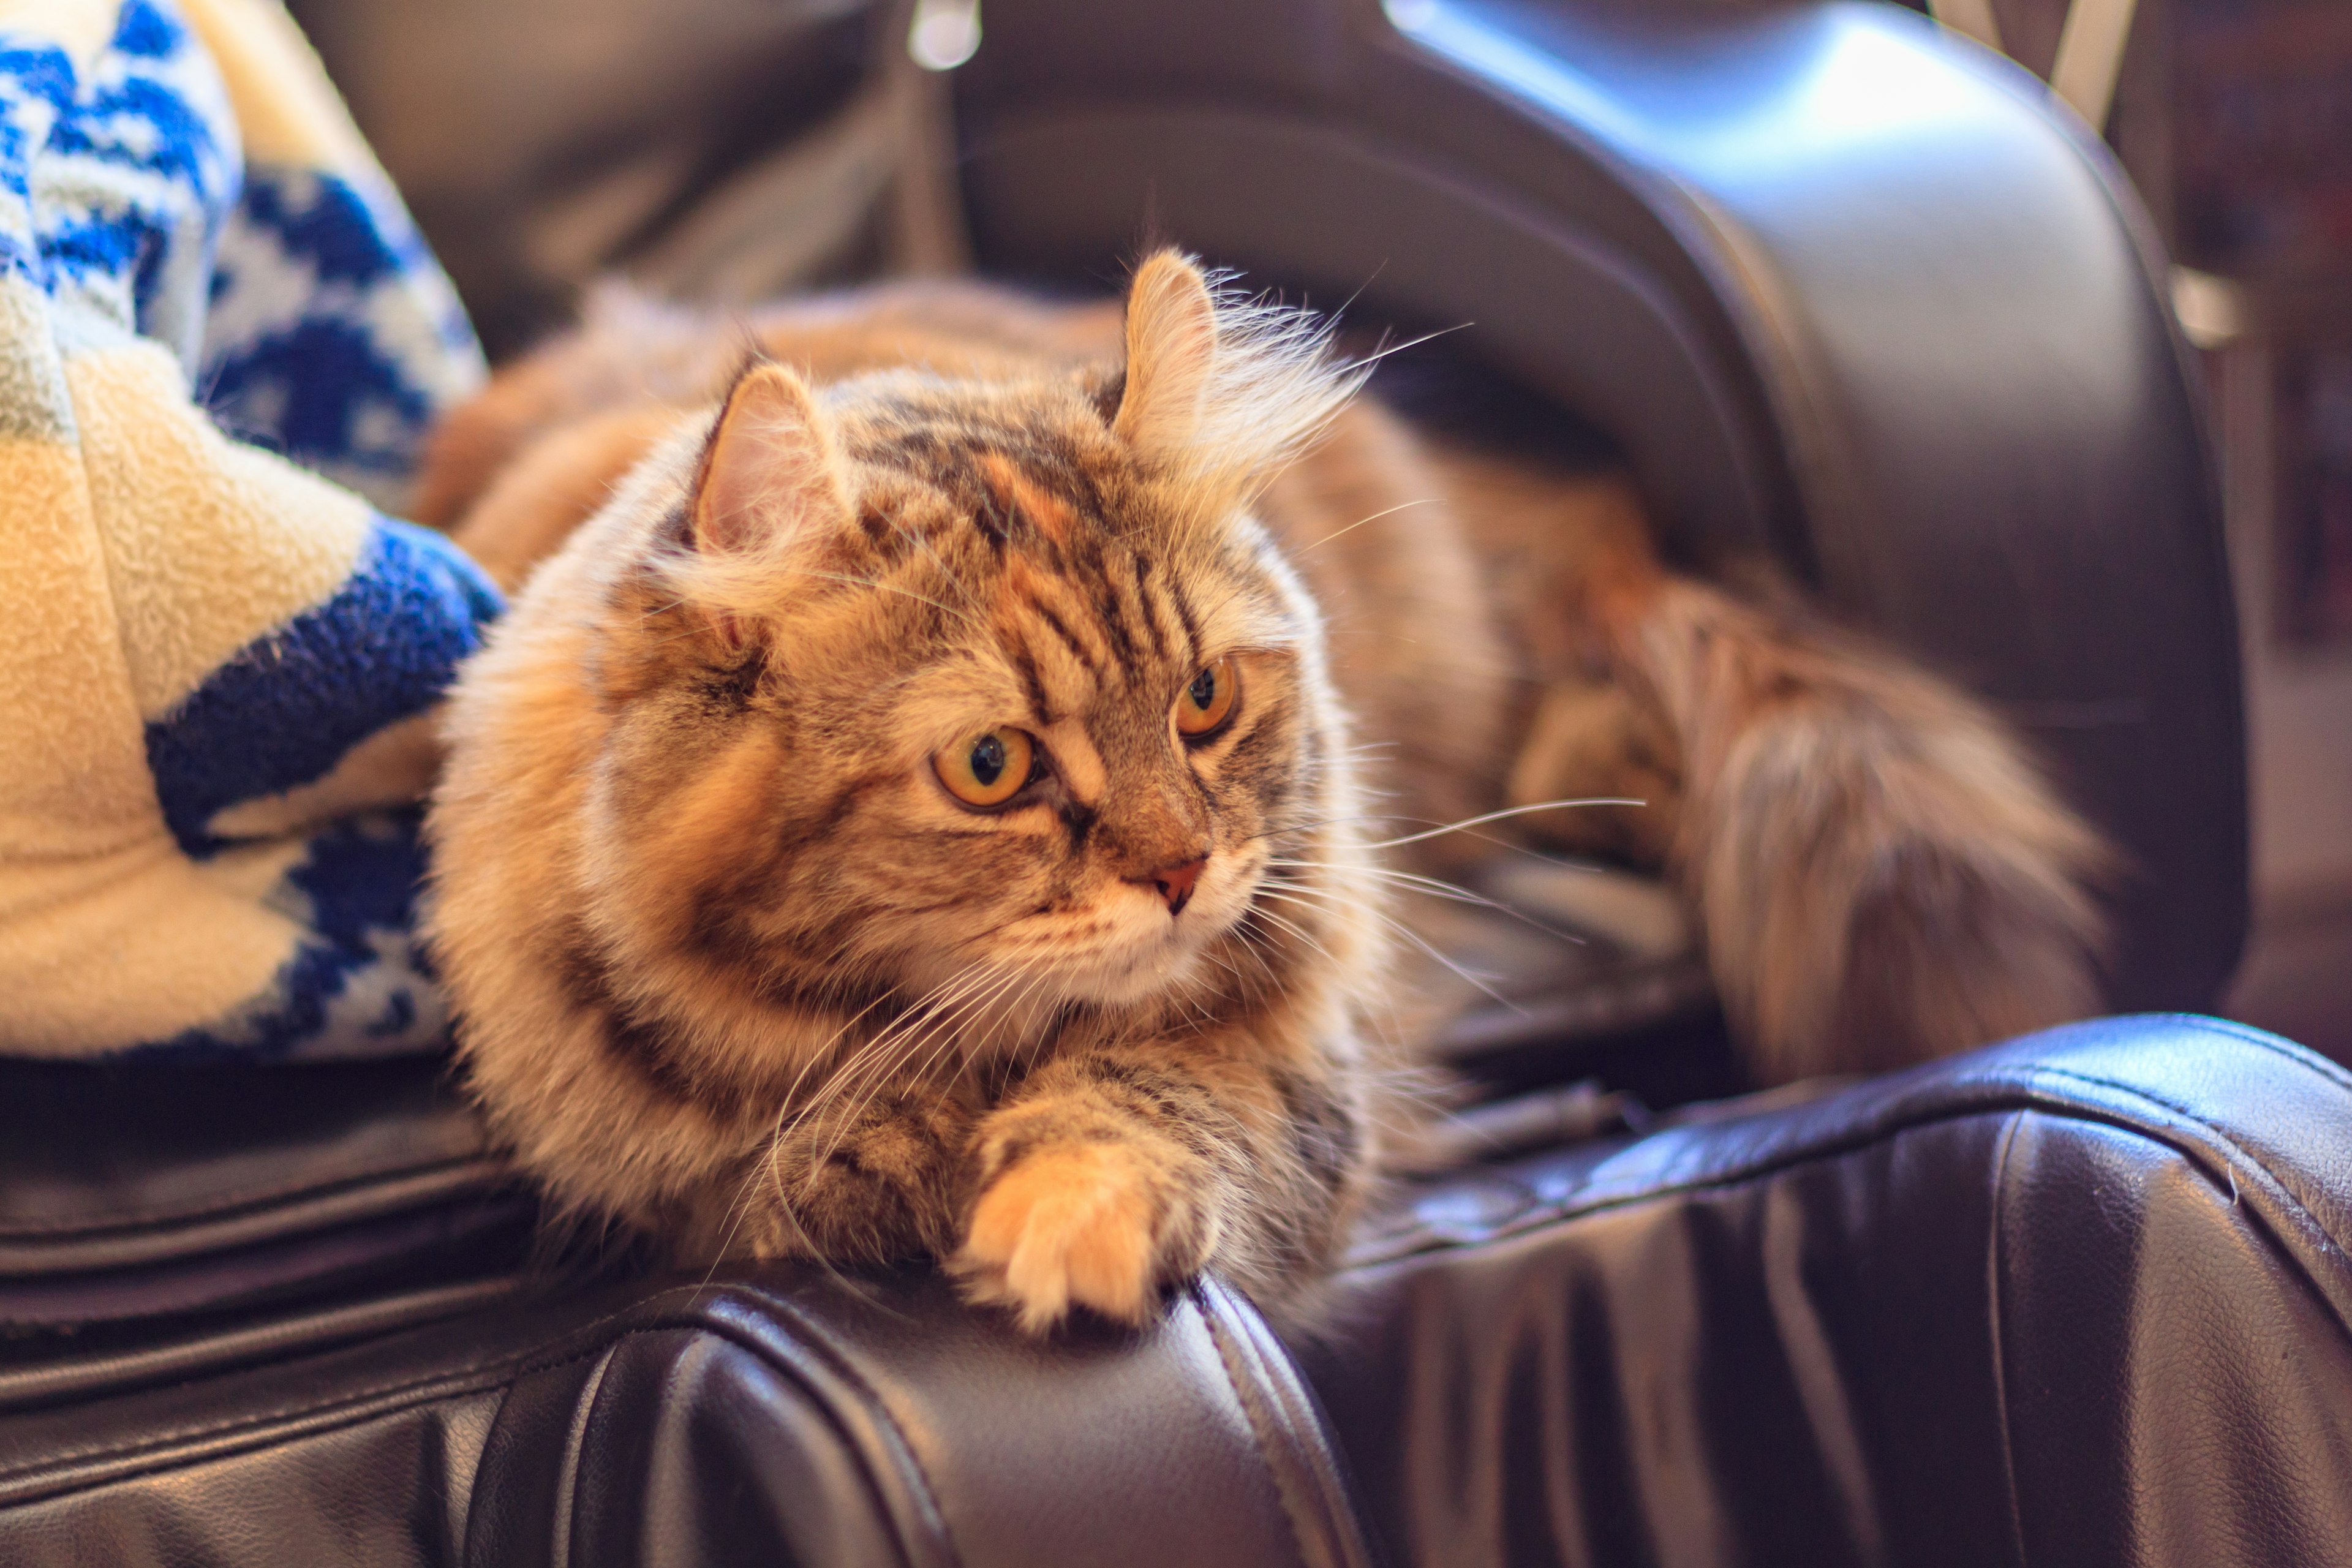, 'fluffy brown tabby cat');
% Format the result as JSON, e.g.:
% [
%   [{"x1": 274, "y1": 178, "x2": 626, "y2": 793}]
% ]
[{"x1": 420, "y1": 251, "x2": 2105, "y2": 1333}]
